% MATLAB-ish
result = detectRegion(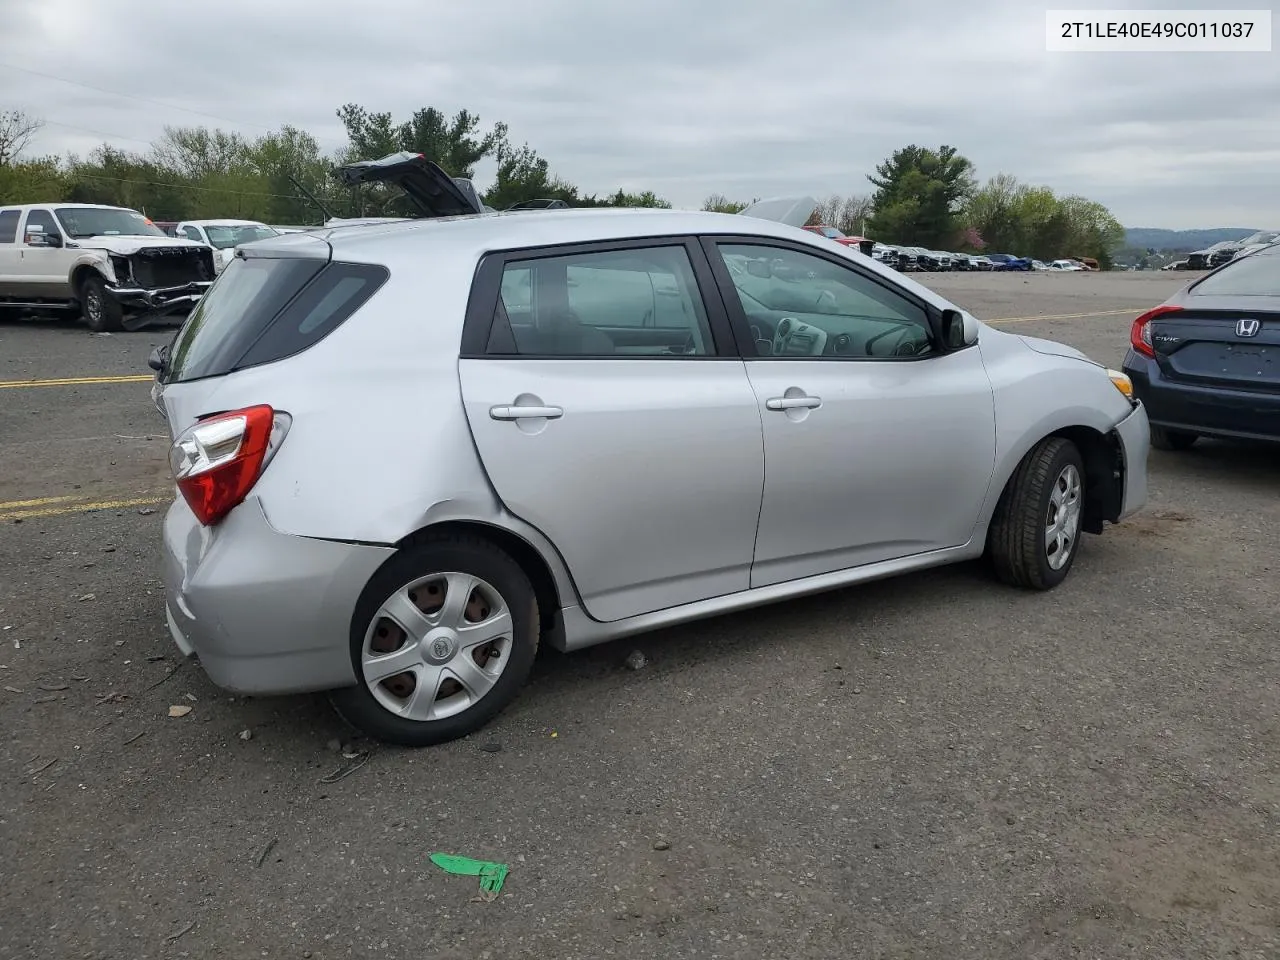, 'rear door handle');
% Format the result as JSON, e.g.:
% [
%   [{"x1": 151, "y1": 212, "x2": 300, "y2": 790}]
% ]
[
  {"x1": 765, "y1": 396, "x2": 821, "y2": 411},
  {"x1": 489, "y1": 404, "x2": 564, "y2": 421}
]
